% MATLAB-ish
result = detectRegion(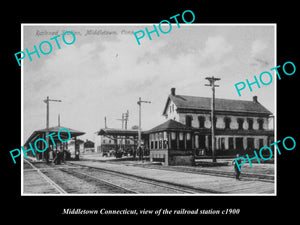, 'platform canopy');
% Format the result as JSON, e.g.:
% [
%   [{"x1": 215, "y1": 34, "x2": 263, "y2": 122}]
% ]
[
  {"x1": 97, "y1": 128, "x2": 149, "y2": 137},
  {"x1": 145, "y1": 119, "x2": 195, "y2": 134},
  {"x1": 97, "y1": 128, "x2": 137, "y2": 136},
  {"x1": 24, "y1": 125, "x2": 85, "y2": 147}
]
